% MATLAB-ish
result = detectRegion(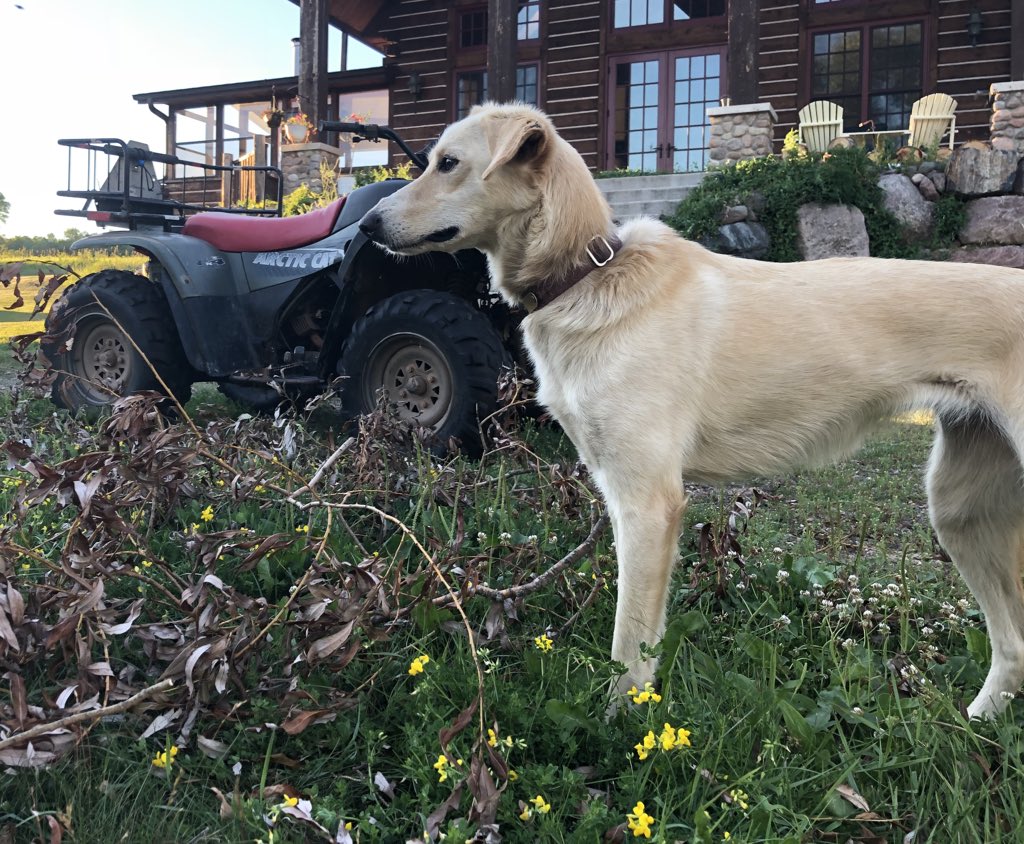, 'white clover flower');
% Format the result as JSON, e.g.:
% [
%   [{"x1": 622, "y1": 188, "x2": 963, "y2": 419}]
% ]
[
  {"x1": 778, "y1": 614, "x2": 791, "y2": 626},
  {"x1": 777, "y1": 570, "x2": 790, "y2": 583}
]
